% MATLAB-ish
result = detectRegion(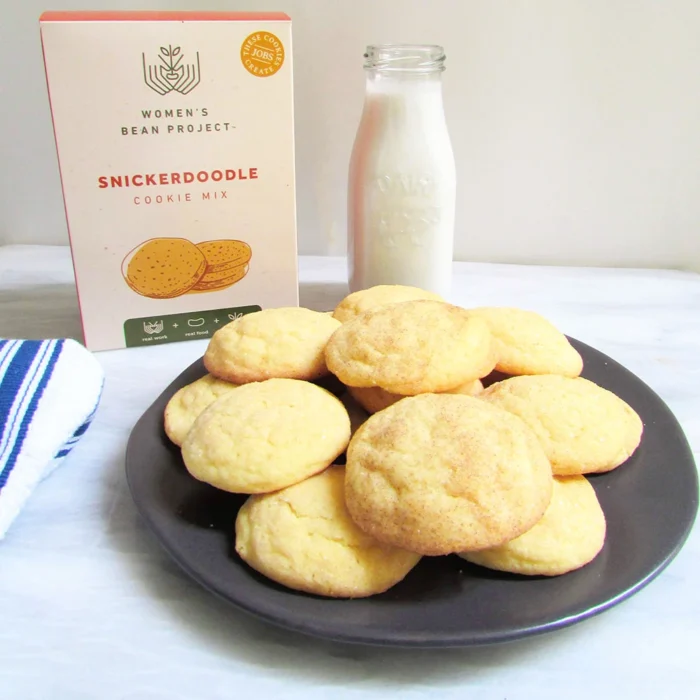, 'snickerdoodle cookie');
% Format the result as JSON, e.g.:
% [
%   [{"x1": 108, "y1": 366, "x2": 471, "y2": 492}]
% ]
[
  {"x1": 344, "y1": 394, "x2": 553, "y2": 556},
  {"x1": 348, "y1": 378, "x2": 483, "y2": 415},
  {"x1": 204, "y1": 307, "x2": 341, "y2": 384},
  {"x1": 466, "y1": 307, "x2": 583, "y2": 377},
  {"x1": 480, "y1": 375, "x2": 643, "y2": 474},
  {"x1": 164, "y1": 373, "x2": 239, "y2": 446},
  {"x1": 325, "y1": 300, "x2": 496, "y2": 395},
  {"x1": 459, "y1": 475, "x2": 606, "y2": 576},
  {"x1": 181, "y1": 378, "x2": 351, "y2": 493},
  {"x1": 332, "y1": 284, "x2": 443, "y2": 323},
  {"x1": 235, "y1": 466, "x2": 421, "y2": 597}
]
